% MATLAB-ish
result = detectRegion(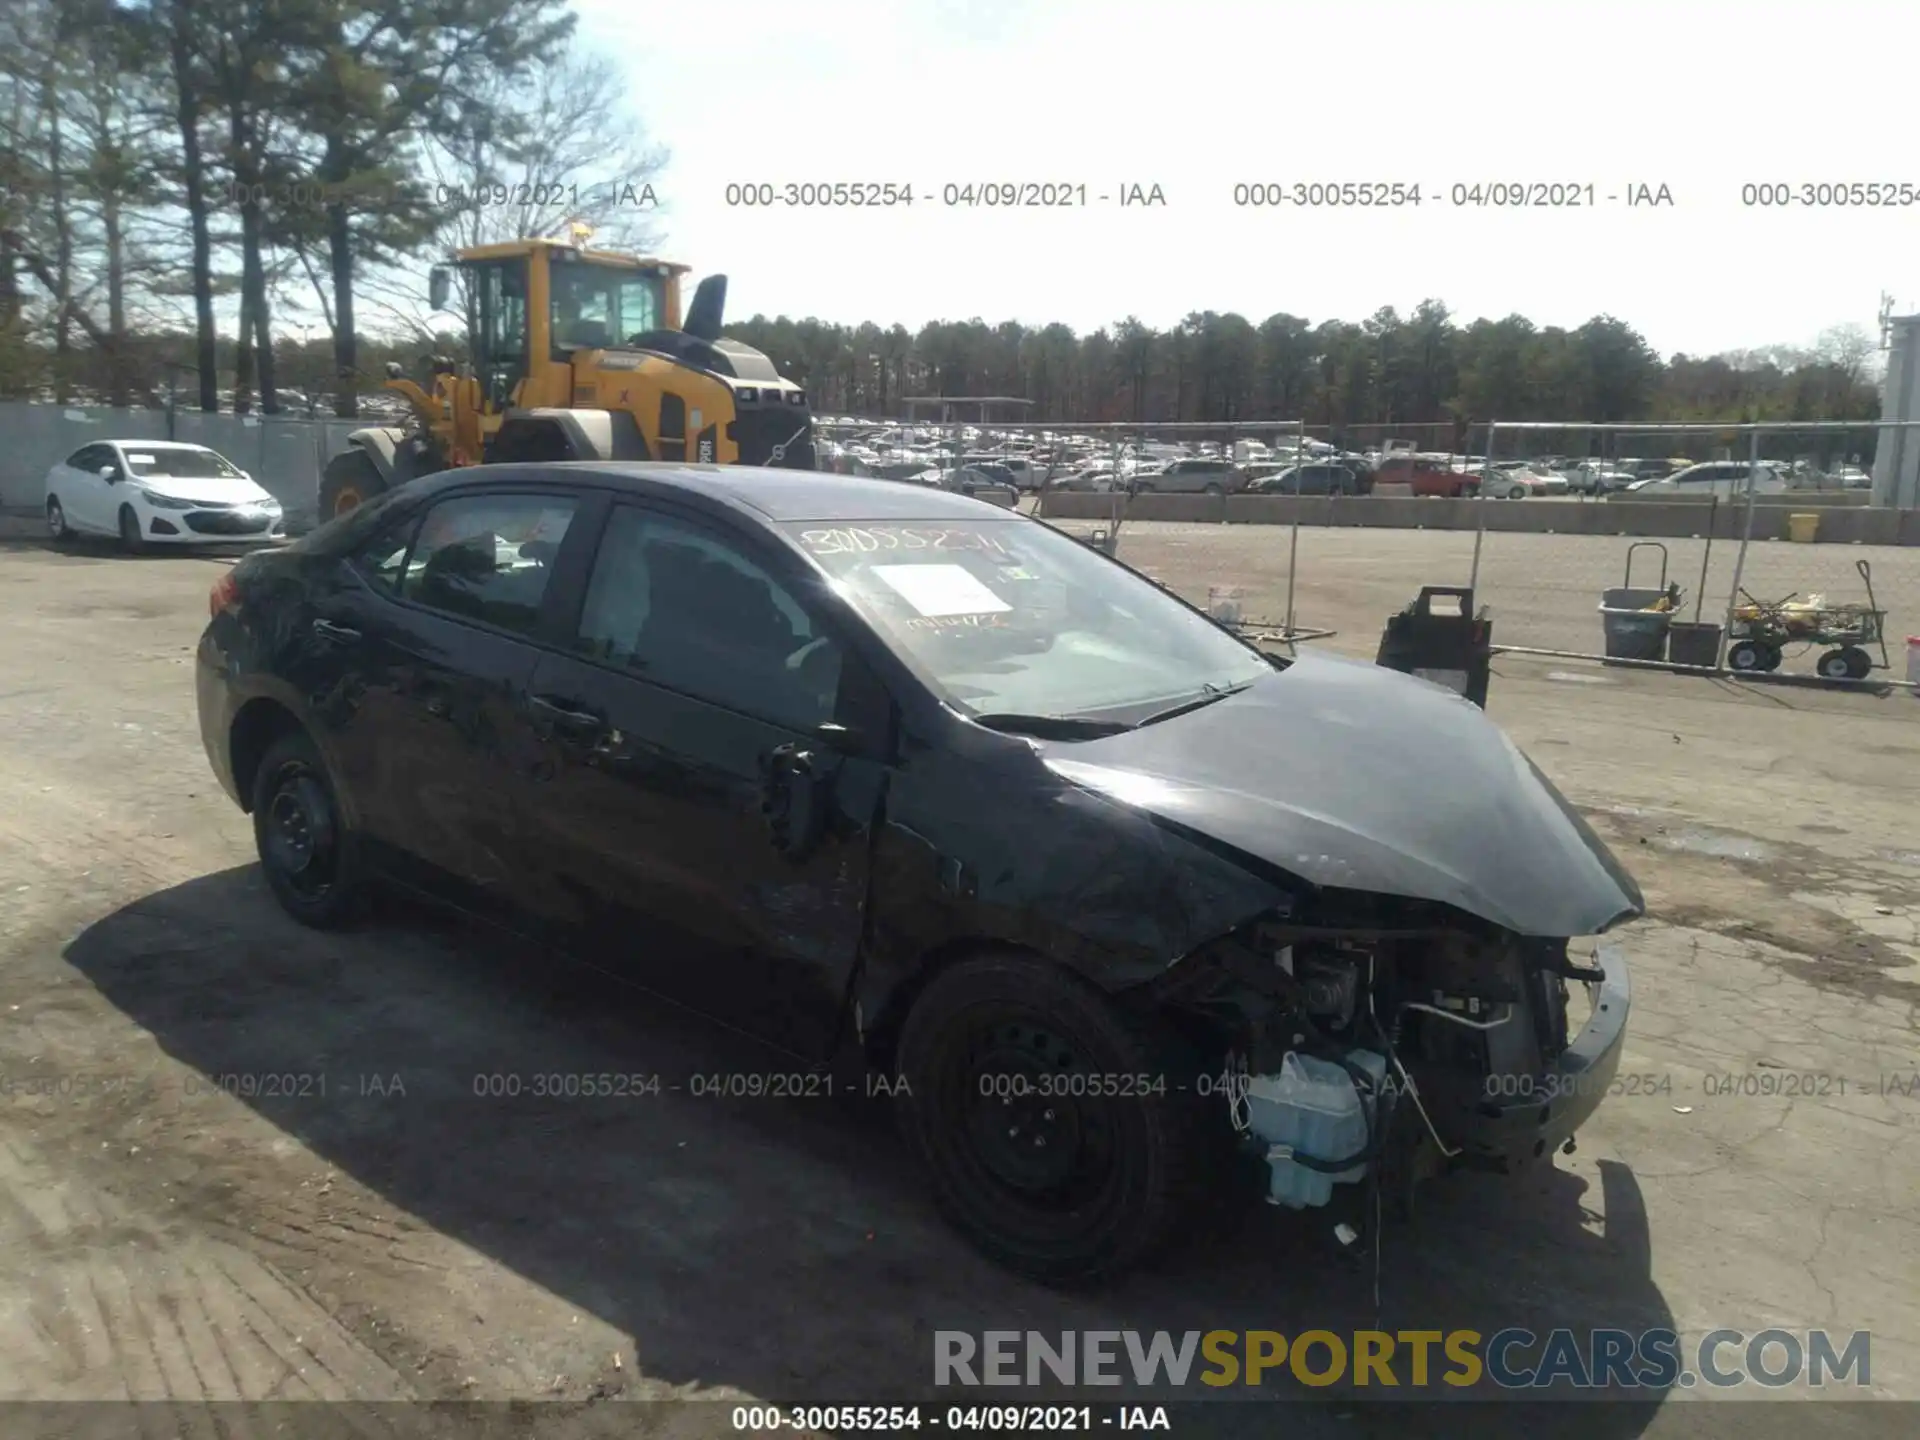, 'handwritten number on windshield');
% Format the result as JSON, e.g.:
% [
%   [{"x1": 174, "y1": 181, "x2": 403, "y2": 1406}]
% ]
[{"x1": 798, "y1": 526, "x2": 1009, "y2": 557}]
